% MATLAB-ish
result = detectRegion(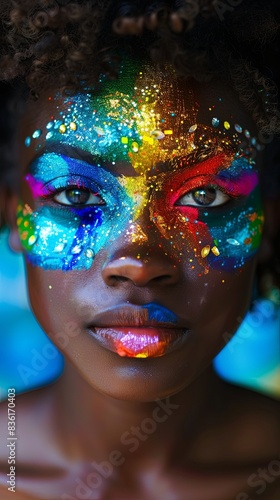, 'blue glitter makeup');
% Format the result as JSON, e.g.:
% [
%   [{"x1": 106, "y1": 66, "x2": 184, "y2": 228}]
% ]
[{"x1": 19, "y1": 153, "x2": 134, "y2": 271}]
